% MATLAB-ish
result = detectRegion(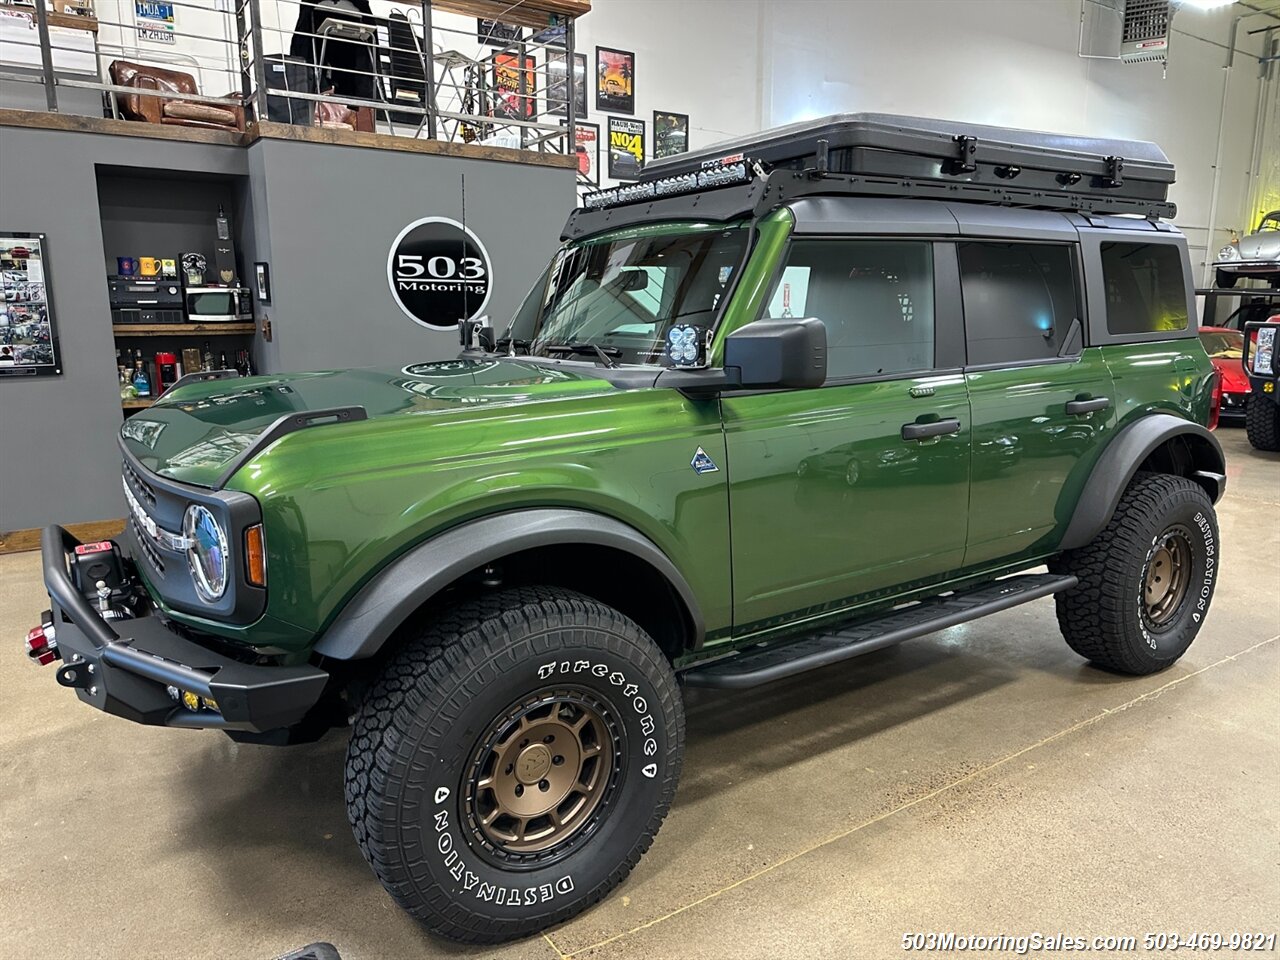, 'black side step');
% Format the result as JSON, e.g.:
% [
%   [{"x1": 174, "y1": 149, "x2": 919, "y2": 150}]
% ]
[{"x1": 682, "y1": 573, "x2": 1077, "y2": 690}]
